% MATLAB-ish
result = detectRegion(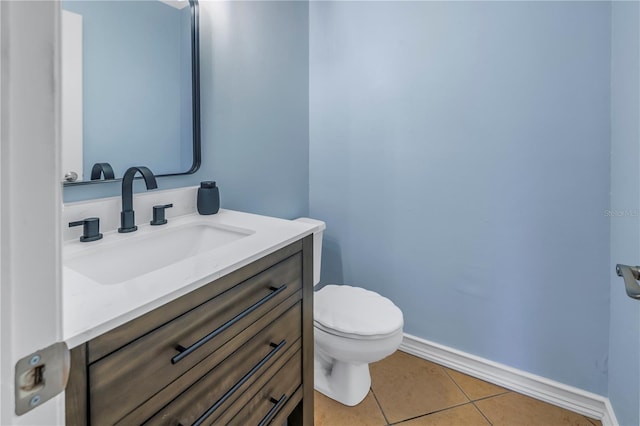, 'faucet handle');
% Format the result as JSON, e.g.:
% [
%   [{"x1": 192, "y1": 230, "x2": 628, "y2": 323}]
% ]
[
  {"x1": 150, "y1": 204, "x2": 173, "y2": 226},
  {"x1": 69, "y1": 217, "x2": 103, "y2": 242}
]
